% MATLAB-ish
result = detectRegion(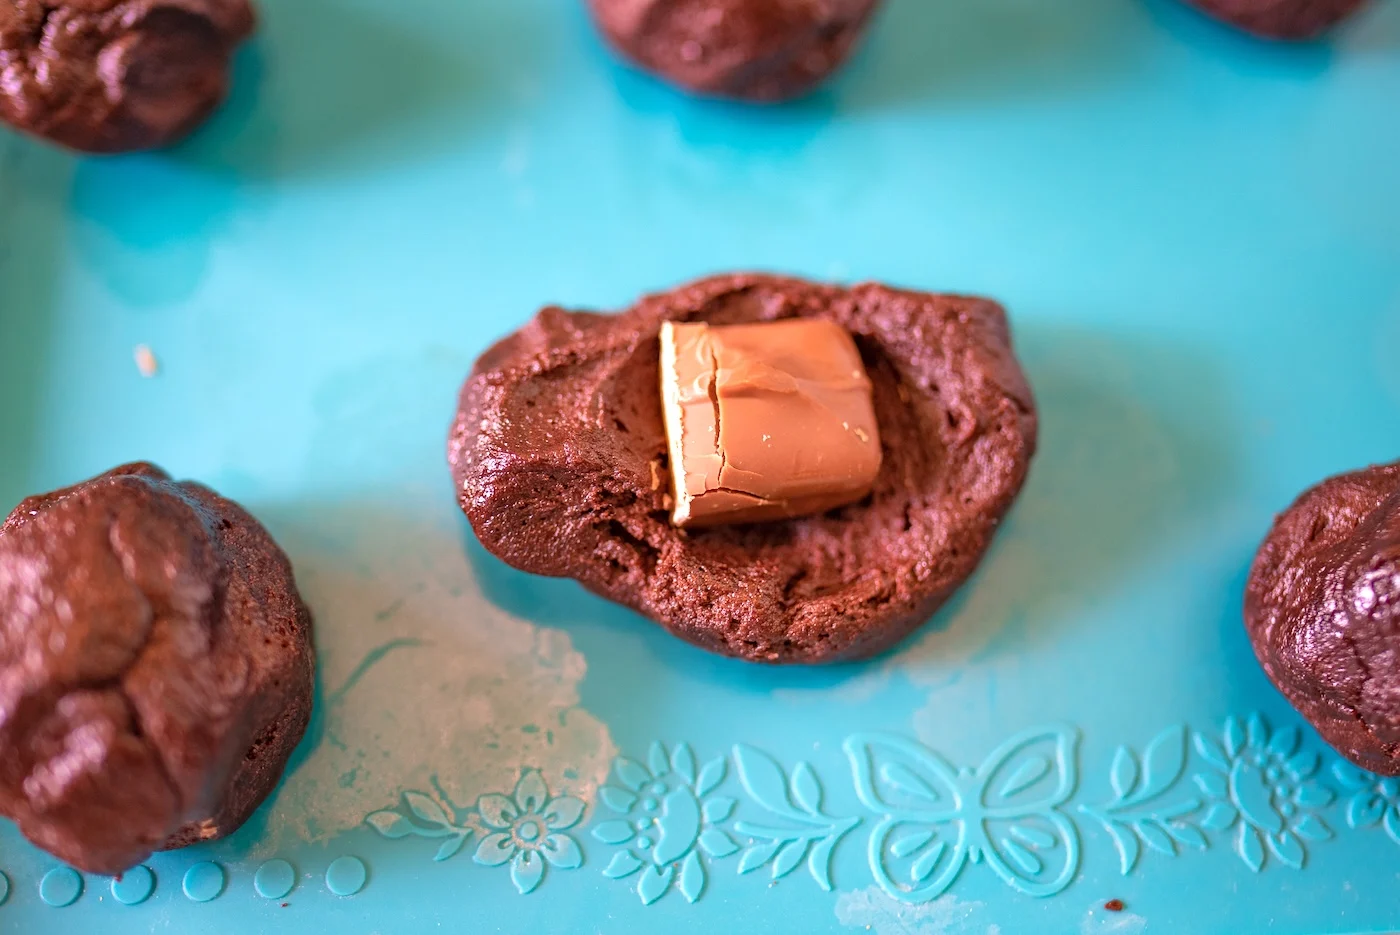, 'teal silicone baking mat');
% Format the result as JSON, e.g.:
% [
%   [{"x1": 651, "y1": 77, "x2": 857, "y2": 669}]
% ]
[{"x1": 2, "y1": 0, "x2": 1399, "y2": 931}]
